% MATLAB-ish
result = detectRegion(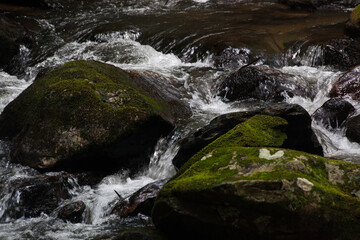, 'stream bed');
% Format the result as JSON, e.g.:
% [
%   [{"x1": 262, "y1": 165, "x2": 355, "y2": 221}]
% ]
[{"x1": 0, "y1": 0, "x2": 360, "y2": 239}]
